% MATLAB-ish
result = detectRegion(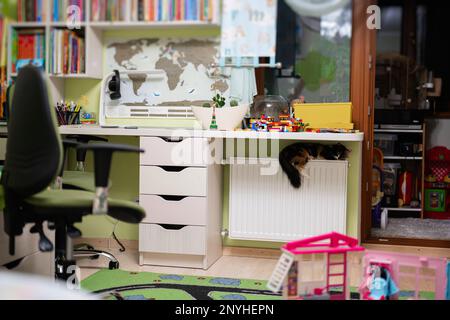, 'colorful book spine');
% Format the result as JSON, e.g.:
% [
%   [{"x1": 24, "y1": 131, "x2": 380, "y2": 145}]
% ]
[
  {"x1": 95, "y1": 0, "x2": 217, "y2": 23},
  {"x1": 49, "y1": 29, "x2": 85, "y2": 74}
]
